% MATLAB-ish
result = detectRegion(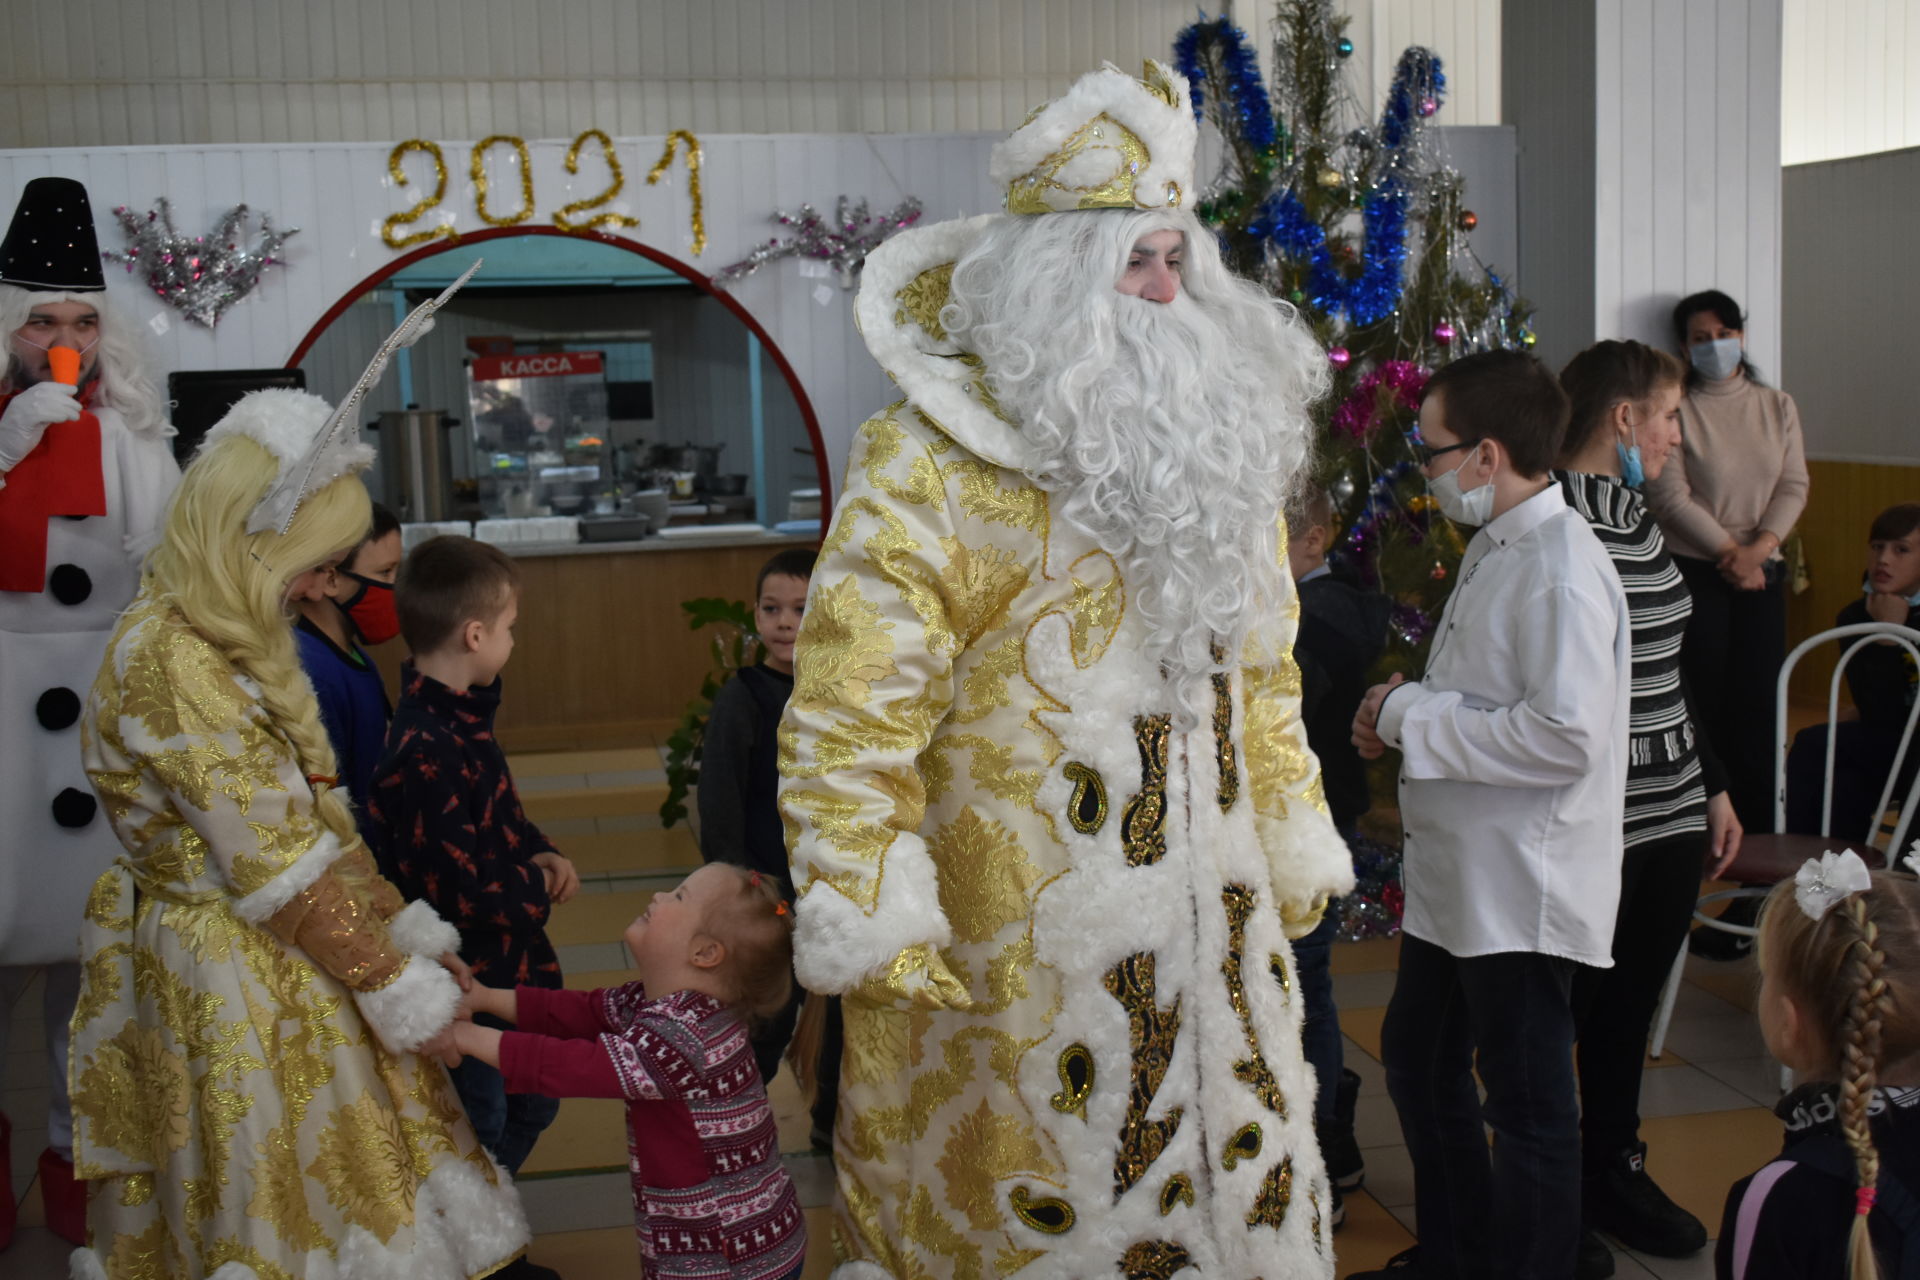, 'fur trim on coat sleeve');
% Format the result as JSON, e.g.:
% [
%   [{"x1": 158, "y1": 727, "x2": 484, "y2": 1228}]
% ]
[
  {"x1": 354, "y1": 954, "x2": 461, "y2": 1053},
  {"x1": 386, "y1": 898, "x2": 460, "y2": 959}
]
